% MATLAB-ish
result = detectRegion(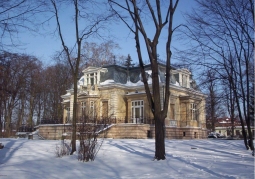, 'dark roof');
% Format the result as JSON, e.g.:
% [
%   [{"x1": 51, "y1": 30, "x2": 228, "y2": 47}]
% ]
[{"x1": 100, "y1": 63, "x2": 172, "y2": 84}]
